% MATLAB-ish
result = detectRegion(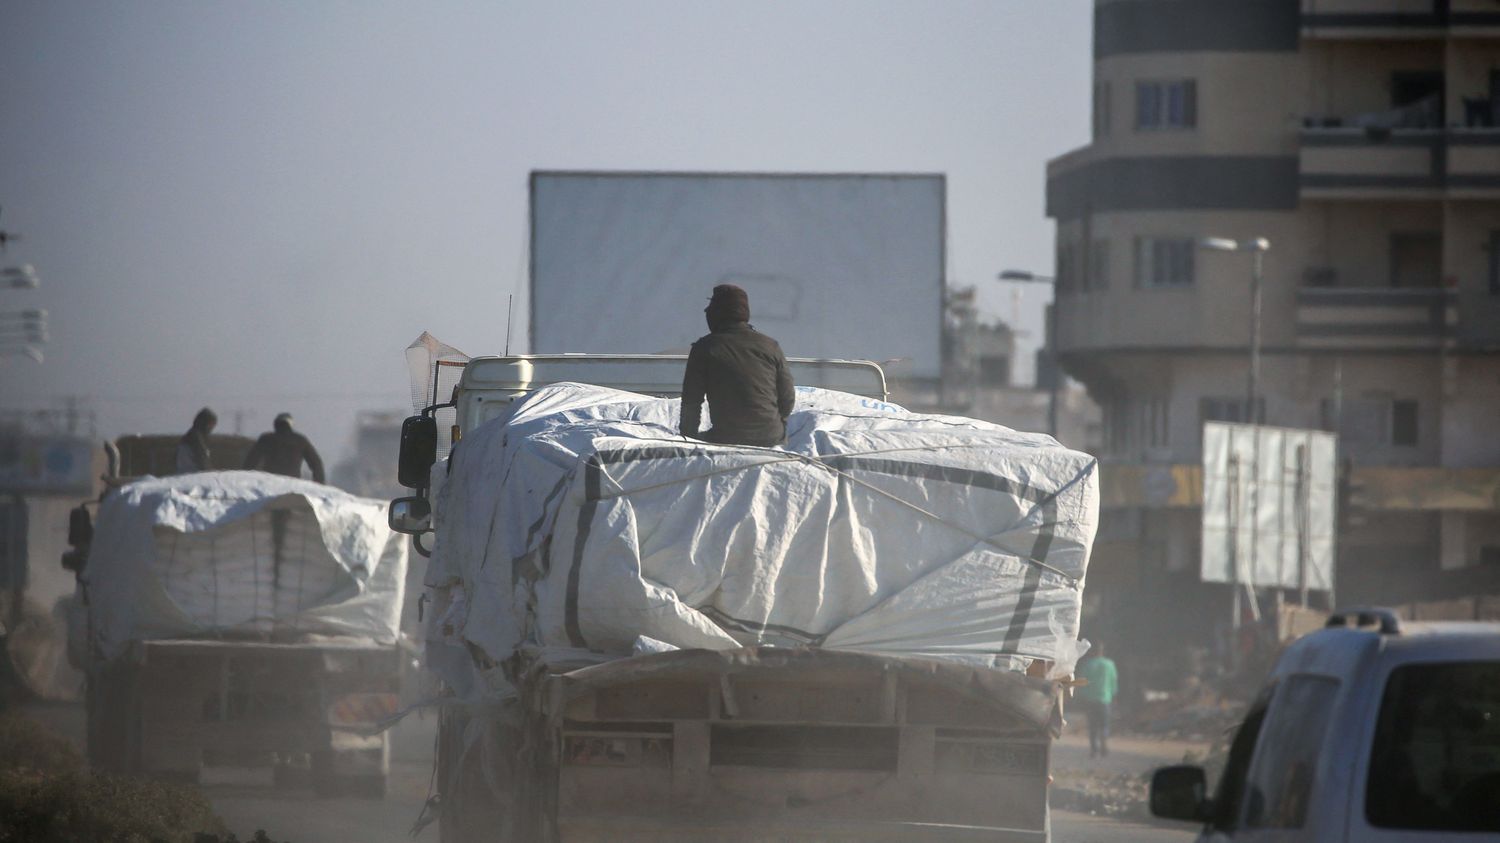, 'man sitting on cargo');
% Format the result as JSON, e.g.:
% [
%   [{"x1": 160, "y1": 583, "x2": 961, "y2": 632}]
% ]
[
  {"x1": 176, "y1": 407, "x2": 217, "y2": 474},
  {"x1": 680, "y1": 284, "x2": 795, "y2": 447}
]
